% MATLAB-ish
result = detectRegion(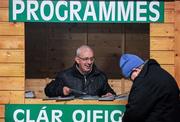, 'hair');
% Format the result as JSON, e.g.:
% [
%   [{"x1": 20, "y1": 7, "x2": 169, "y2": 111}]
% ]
[{"x1": 76, "y1": 45, "x2": 93, "y2": 57}]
